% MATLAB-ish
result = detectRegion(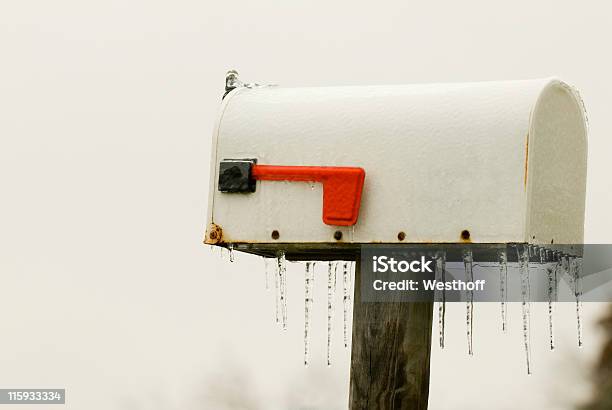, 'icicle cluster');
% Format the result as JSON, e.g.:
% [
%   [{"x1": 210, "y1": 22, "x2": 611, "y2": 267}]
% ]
[{"x1": 218, "y1": 244, "x2": 587, "y2": 374}]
